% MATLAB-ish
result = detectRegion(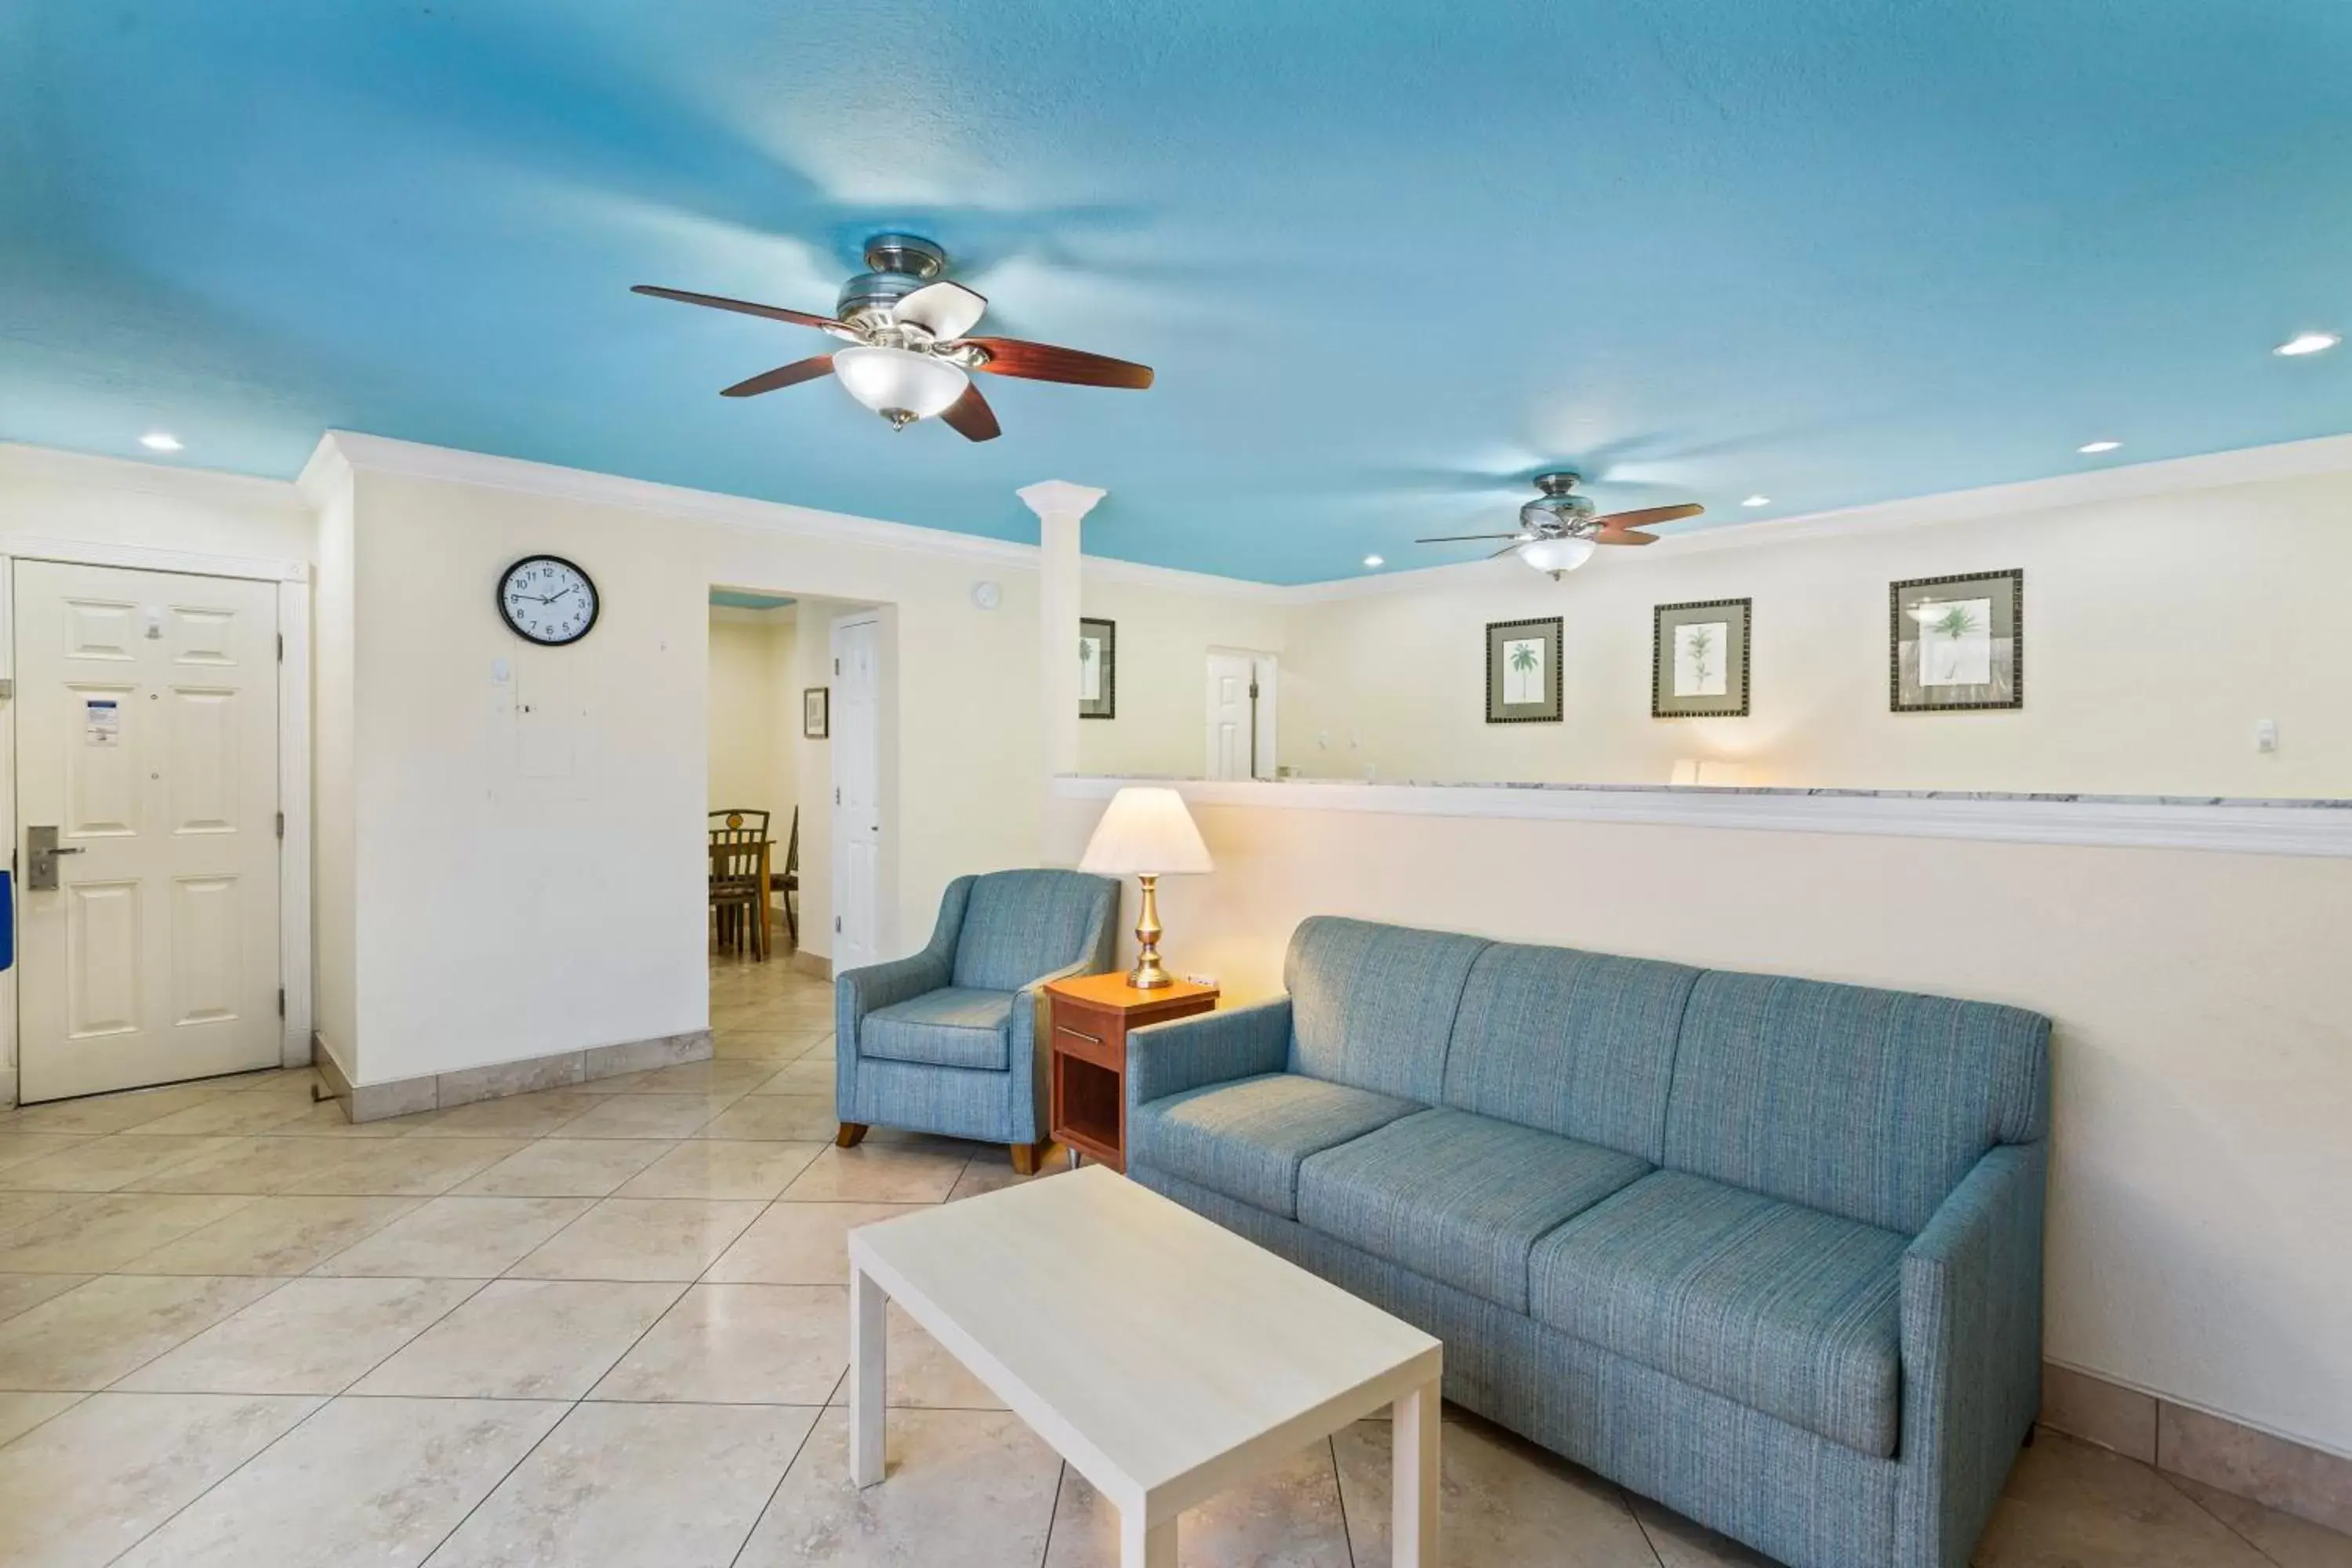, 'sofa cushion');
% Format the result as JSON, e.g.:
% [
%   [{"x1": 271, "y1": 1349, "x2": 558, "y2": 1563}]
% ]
[
  {"x1": 1528, "y1": 1170, "x2": 1907, "y2": 1457},
  {"x1": 1285, "y1": 916, "x2": 1489, "y2": 1102},
  {"x1": 859, "y1": 988, "x2": 1014, "y2": 1072},
  {"x1": 951, "y1": 869, "x2": 1115, "y2": 993},
  {"x1": 1442, "y1": 942, "x2": 1700, "y2": 1162},
  {"x1": 1664, "y1": 970, "x2": 2051, "y2": 1233},
  {"x1": 1130, "y1": 1072, "x2": 1421, "y2": 1218},
  {"x1": 1298, "y1": 1107, "x2": 1651, "y2": 1313}
]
